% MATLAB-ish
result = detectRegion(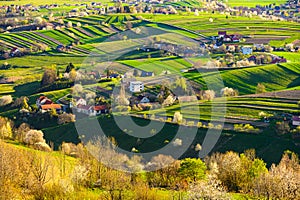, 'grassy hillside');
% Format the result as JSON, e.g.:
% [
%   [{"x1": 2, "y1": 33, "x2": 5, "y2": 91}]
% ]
[
  {"x1": 184, "y1": 63, "x2": 300, "y2": 95},
  {"x1": 143, "y1": 13, "x2": 300, "y2": 39},
  {"x1": 42, "y1": 115, "x2": 300, "y2": 166},
  {"x1": 224, "y1": 0, "x2": 286, "y2": 7}
]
